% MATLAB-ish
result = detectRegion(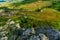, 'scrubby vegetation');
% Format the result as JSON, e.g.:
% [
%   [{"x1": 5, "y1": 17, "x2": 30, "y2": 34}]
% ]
[
  {"x1": 0, "y1": 0, "x2": 60, "y2": 40},
  {"x1": 0, "y1": 0, "x2": 60, "y2": 29}
]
